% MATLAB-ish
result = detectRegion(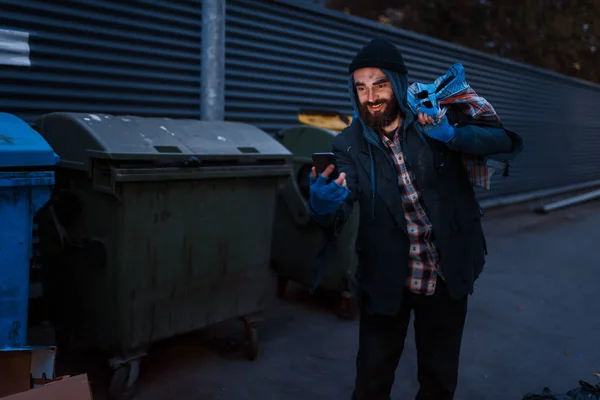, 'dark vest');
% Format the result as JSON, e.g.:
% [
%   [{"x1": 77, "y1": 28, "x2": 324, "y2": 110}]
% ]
[{"x1": 334, "y1": 114, "x2": 487, "y2": 315}]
